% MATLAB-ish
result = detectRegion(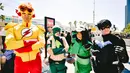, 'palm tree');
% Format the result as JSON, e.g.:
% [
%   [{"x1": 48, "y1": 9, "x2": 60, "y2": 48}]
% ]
[
  {"x1": 79, "y1": 21, "x2": 82, "y2": 25},
  {"x1": 0, "y1": 3, "x2": 5, "y2": 22},
  {"x1": 83, "y1": 22, "x2": 86, "y2": 25},
  {"x1": 0, "y1": 3, "x2": 4, "y2": 10},
  {"x1": 74, "y1": 20, "x2": 77, "y2": 28},
  {"x1": 86, "y1": 23, "x2": 90, "y2": 29},
  {"x1": 0, "y1": 15, "x2": 5, "y2": 21},
  {"x1": 68, "y1": 22, "x2": 72, "y2": 31},
  {"x1": 83, "y1": 22, "x2": 87, "y2": 29}
]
